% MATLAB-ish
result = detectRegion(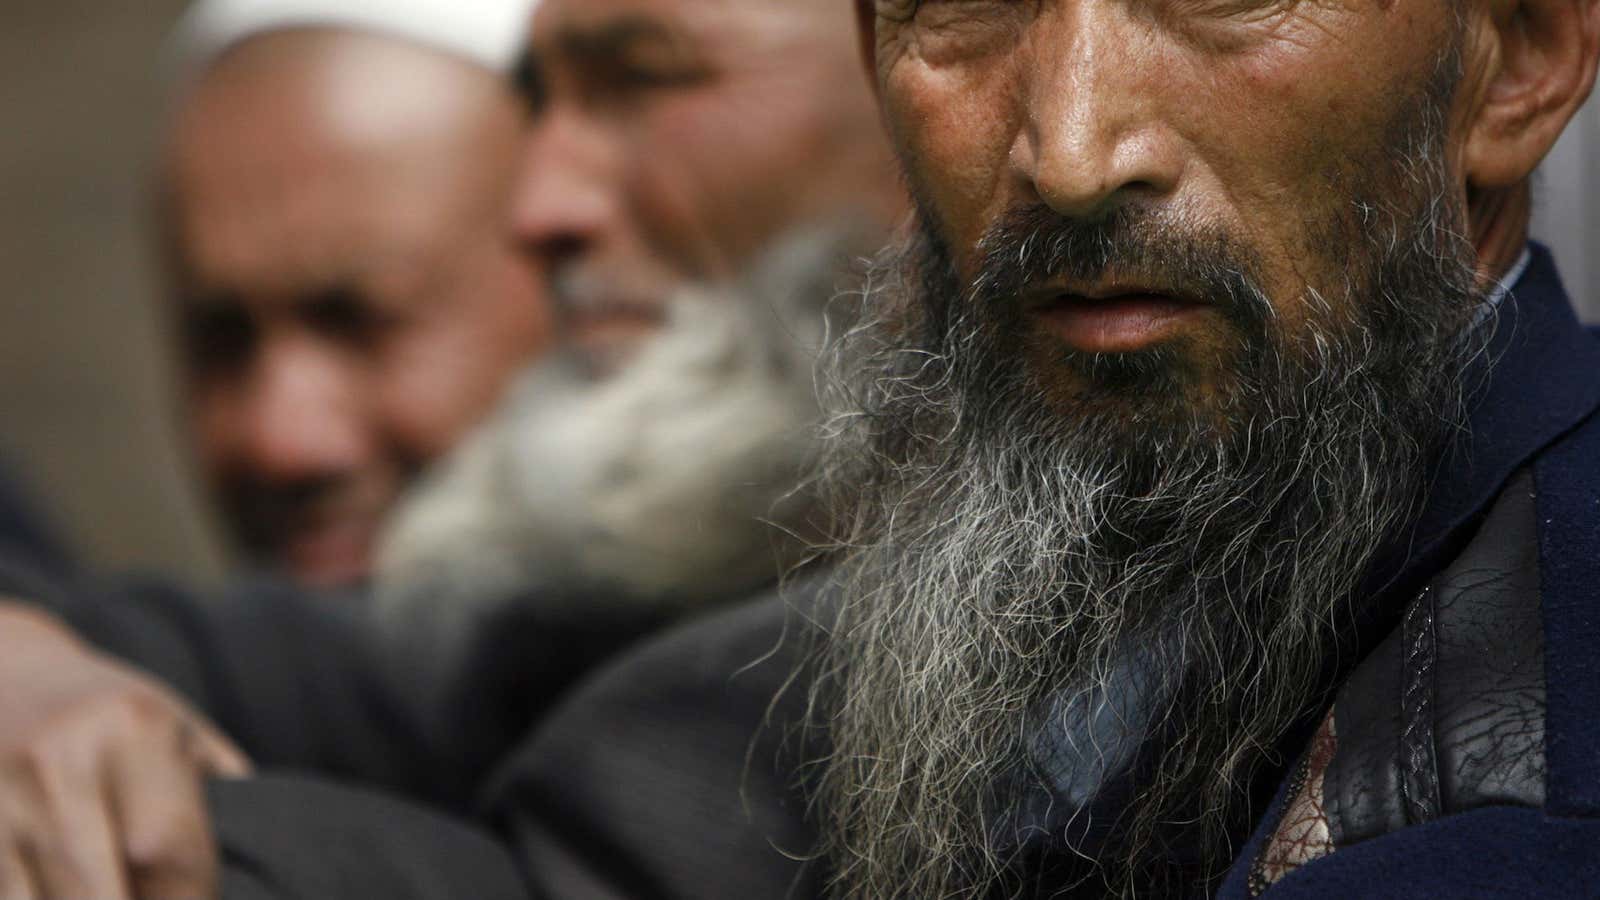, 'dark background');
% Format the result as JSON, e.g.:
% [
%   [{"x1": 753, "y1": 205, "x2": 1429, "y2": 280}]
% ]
[{"x1": 1, "y1": 0, "x2": 224, "y2": 581}]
